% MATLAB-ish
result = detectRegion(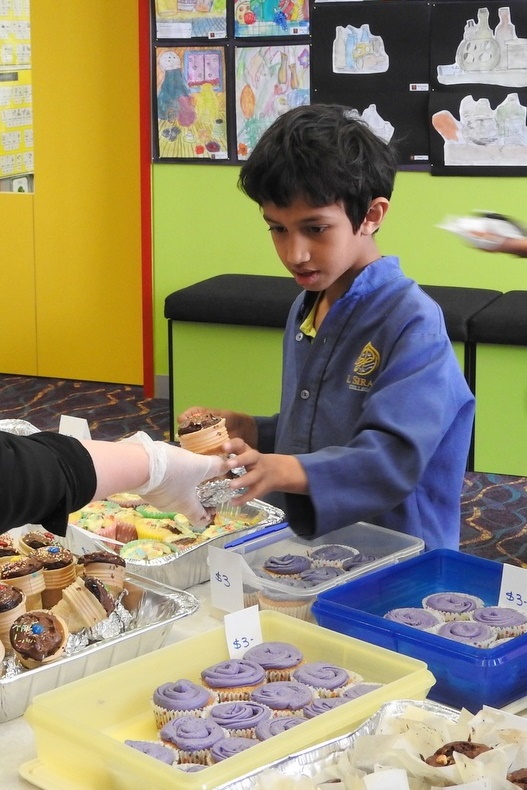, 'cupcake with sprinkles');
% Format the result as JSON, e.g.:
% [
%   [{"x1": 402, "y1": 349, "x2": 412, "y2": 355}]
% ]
[
  {"x1": 152, "y1": 678, "x2": 218, "y2": 728},
  {"x1": 422, "y1": 591, "x2": 484, "y2": 622},
  {"x1": 201, "y1": 658, "x2": 266, "y2": 702},
  {"x1": 9, "y1": 609, "x2": 69, "y2": 669},
  {"x1": 292, "y1": 661, "x2": 360, "y2": 698},
  {"x1": 31, "y1": 546, "x2": 77, "y2": 607}
]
